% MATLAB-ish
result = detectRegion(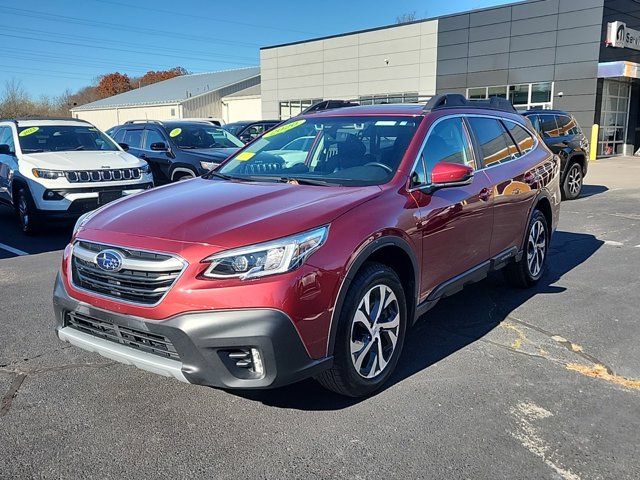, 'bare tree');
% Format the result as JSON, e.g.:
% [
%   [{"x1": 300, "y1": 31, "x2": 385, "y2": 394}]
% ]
[
  {"x1": 396, "y1": 11, "x2": 417, "y2": 24},
  {"x1": 0, "y1": 78, "x2": 34, "y2": 118}
]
